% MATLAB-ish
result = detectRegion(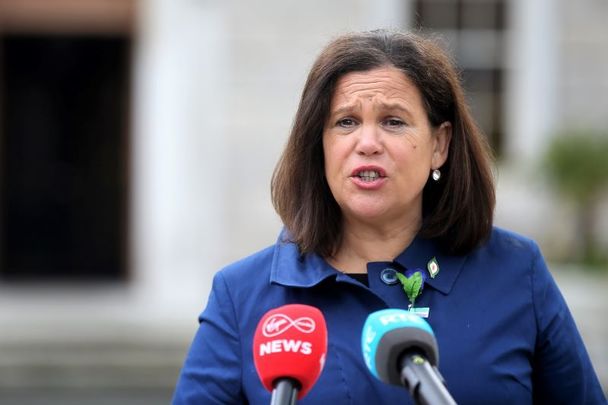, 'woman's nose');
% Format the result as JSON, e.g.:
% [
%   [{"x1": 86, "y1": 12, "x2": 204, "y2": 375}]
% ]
[{"x1": 356, "y1": 124, "x2": 383, "y2": 156}]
